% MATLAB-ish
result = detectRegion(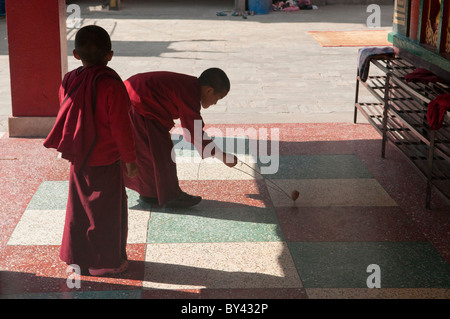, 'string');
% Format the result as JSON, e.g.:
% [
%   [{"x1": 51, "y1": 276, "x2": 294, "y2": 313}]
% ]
[
  {"x1": 235, "y1": 159, "x2": 293, "y2": 200},
  {"x1": 196, "y1": 157, "x2": 294, "y2": 201}
]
